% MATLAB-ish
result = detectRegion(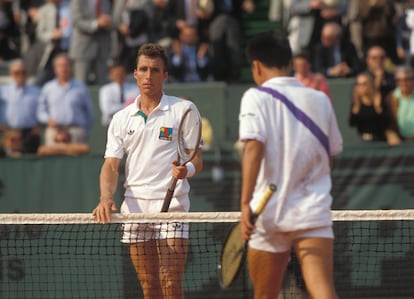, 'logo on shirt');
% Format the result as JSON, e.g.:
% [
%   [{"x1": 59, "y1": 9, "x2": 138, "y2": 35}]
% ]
[
  {"x1": 127, "y1": 129, "x2": 135, "y2": 135},
  {"x1": 159, "y1": 127, "x2": 173, "y2": 141}
]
